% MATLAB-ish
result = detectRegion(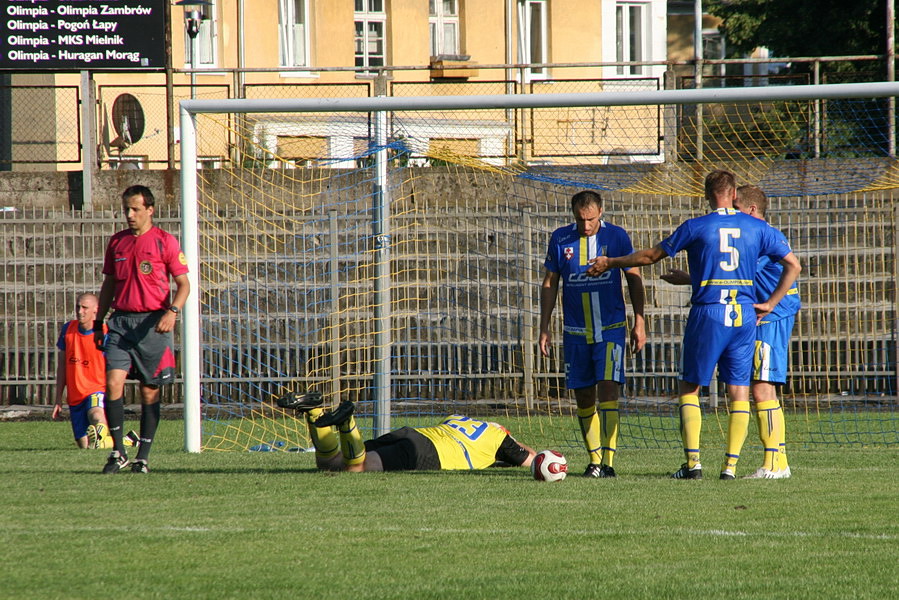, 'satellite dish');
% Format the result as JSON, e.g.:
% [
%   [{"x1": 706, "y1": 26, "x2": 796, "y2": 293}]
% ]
[{"x1": 110, "y1": 93, "x2": 145, "y2": 149}]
